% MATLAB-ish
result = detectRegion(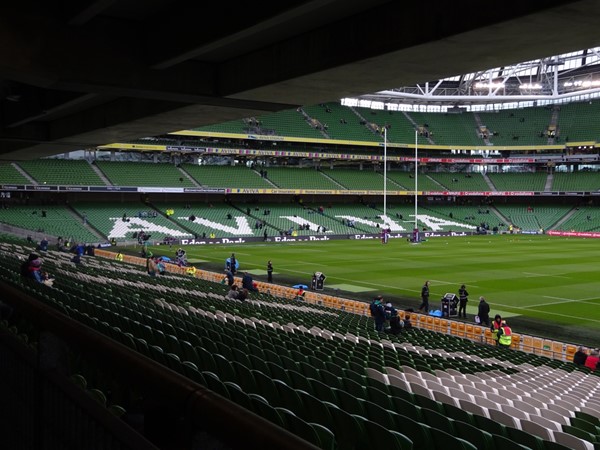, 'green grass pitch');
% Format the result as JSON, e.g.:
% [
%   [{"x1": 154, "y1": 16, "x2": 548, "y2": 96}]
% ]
[{"x1": 147, "y1": 234, "x2": 600, "y2": 345}]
